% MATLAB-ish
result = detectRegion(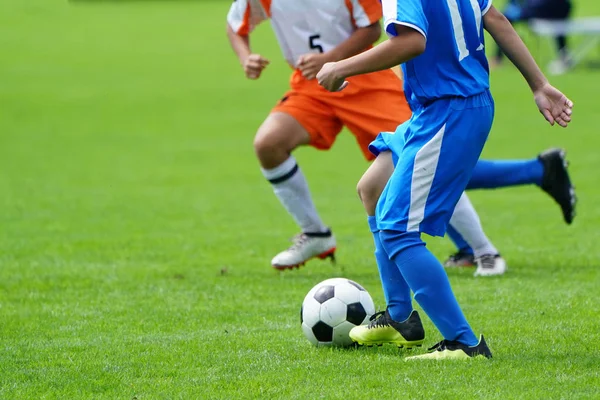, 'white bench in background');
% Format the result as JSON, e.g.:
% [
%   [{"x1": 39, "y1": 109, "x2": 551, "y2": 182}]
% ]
[{"x1": 529, "y1": 17, "x2": 600, "y2": 74}]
